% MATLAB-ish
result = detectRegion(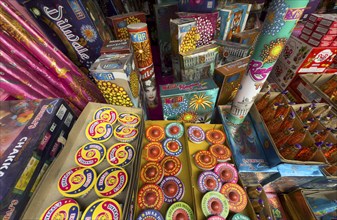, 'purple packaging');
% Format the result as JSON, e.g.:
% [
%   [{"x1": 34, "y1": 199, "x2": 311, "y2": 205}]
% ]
[
  {"x1": 21, "y1": 0, "x2": 112, "y2": 71},
  {"x1": 0, "y1": 99, "x2": 74, "y2": 200},
  {"x1": 178, "y1": 0, "x2": 217, "y2": 13}
]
